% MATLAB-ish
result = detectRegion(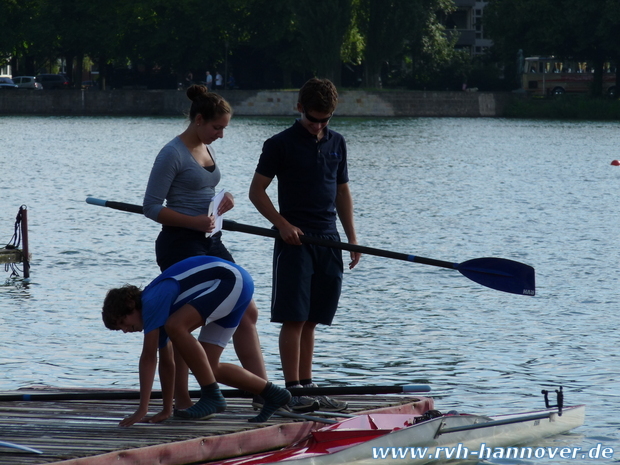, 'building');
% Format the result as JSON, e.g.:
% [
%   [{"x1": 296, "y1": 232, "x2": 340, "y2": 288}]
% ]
[
  {"x1": 446, "y1": 0, "x2": 492, "y2": 56},
  {"x1": 0, "y1": 63, "x2": 12, "y2": 77}
]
